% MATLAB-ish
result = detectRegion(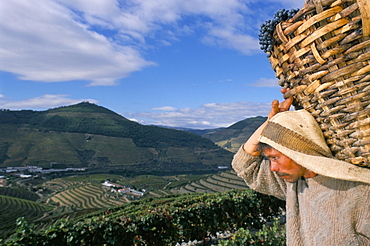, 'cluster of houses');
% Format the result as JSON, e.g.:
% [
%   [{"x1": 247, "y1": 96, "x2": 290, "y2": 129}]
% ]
[
  {"x1": 0, "y1": 166, "x2": 87, "y2": 187},
  {"x1": 0, "y1": 176, "x2": 6, "y2": 187},
  {"x1": 0, "y1": 166, "x2": 86, "y2": 175},
  {"x1": 0, "y1": 167, "x2": 145, "y2": 199},
  {"x1": 102, "y1": 180, "x2": 144, "y2": 197}
]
